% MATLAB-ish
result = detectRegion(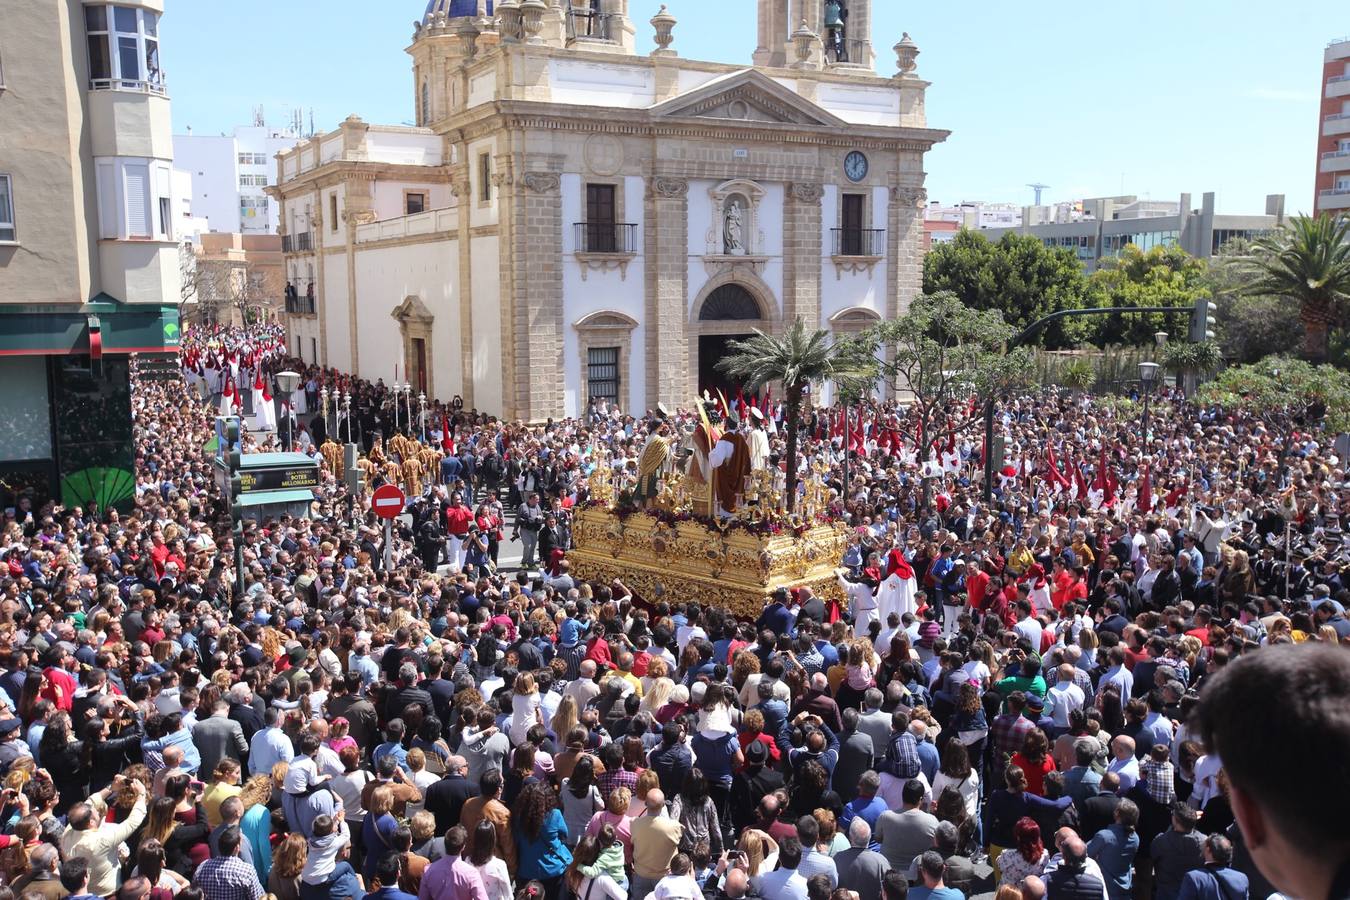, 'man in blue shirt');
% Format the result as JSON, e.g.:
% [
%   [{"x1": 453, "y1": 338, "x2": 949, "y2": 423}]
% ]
[
  {"x1": 1087, "y1": 798, "x2": 1142, "y2": 900},
  {"x1": 839, "y1": 771, "x2": 888, "y2": 838},
  {"x1": 908, "y1": 851, "x2": 965, "y2": 900}
]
